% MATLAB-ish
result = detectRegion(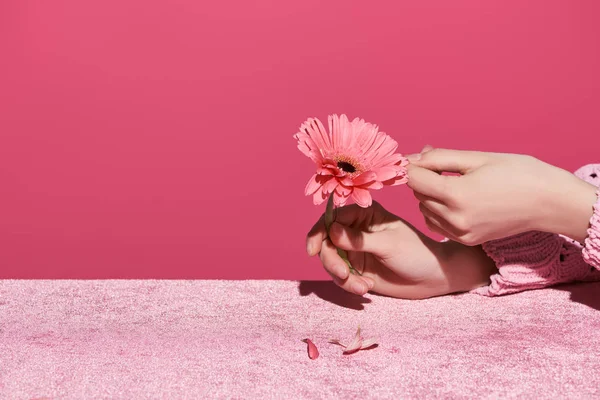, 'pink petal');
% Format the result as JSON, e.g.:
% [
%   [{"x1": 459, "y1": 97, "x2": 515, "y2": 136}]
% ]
[
  {"x1": 300, "y1": 118, "x2": 330, "y2": 157},
  {"x1": 373, "y1": 166, "x2": 400, "y2": 182},
  {"x1": 351, "y1": 187, "x2": 372, "y2": 208},
  {"x1": 333, "y1": 192, "x2": 349, "y2": 207},
  {"x1": 328, "y1": 114, "x2": 338, "y2": 152},
  {"x1": 305, "y1": 174, "x2": 324, "y2": 196},
  {"x1": 339, "y1": 176, "x2": 353, "y2": 187},
  {"x1": 302, "y1": 339, "x2": 319, "y2": 360},
  {"x1": 294, "y1": 133, "x2": 323, "y2": 163},
  {"x1": 384, "y1": 174, "x2": 408, "y2": 187},
  {"x1": 370, "y1": 135, "x2": 399, "y2": 164},
  {"x1": 312, "y1": 185, "x2": 328, "y2": 205},
  {"x1": 335, "y1": 184, "x2": 352, "y2": 197},
  {"x1": 365, "y1": 181, "x2": 383, "y2": 190},
  {"x1": 339, "y1": 114, "x2": 351, "y2": 150},
  {"x1": 361, "y1": 131, "x2": 387, "y2": 162},
  {"x1": 372, "y1": 153, "x2": 406, "y2": 168},
  {"x1": 322, "y1": 177, "x2": 339, "y2": 194},
  {"x1": 343, "y1": 327, "x2": 363, "y2": 354},
  {"x1": 360, "y1": 338, "x2": 378, "y2": 349},
  {"x1": 328, "y1": 338, "x2": 346, "y2": 347},
  {"x1": 309, "y1": 117, "x2": 332, "y2": 150},
  {"x1": 316, "y1": 167, "x2": 334, "y2": 175},
  {"x1": 351, "y1": 171, "x2": 377, "y2": 186}
]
